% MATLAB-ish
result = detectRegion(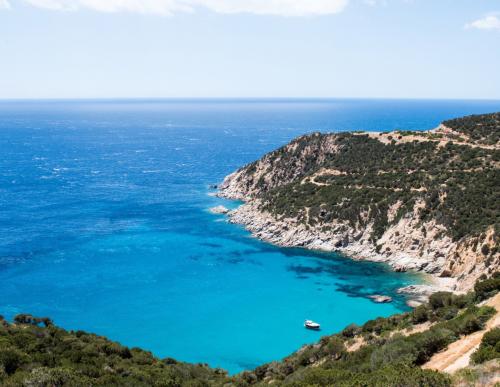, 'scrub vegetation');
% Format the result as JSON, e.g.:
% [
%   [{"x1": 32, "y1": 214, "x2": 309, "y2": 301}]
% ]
[
  {"x1": 0, "y1": 316, "x2": 227, "y2": 386},
  {"x1": 256, "y1": 116, "x2": 499, "y2": 243}
]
